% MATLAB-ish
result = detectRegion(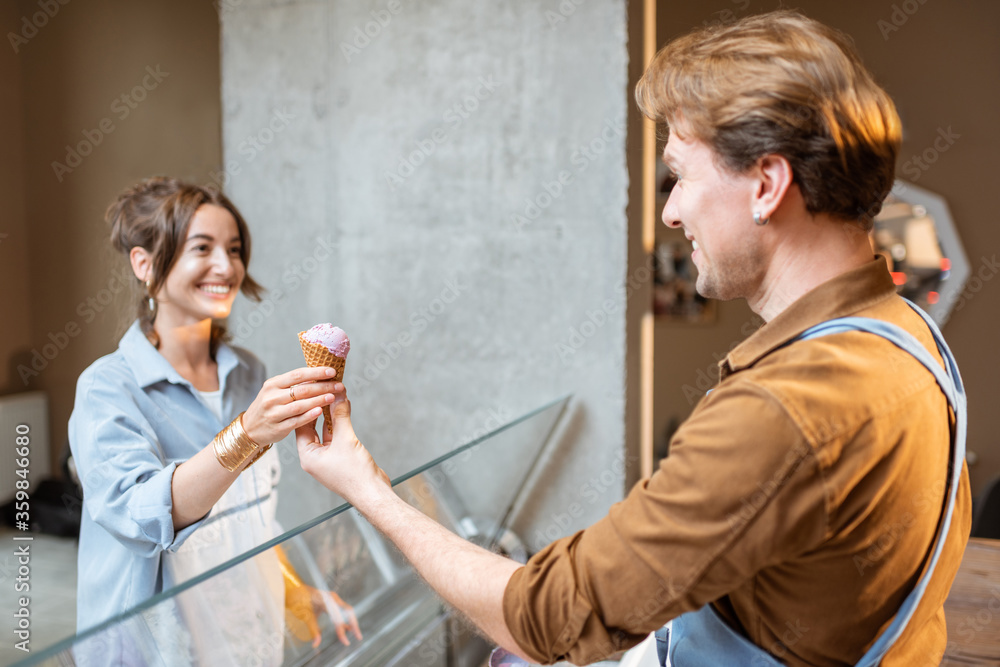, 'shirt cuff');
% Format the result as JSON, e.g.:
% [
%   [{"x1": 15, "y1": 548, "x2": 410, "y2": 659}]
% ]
[
  {"x1": 502, "y1": 563, "x2": 593, "y2": 664},
  {"x1": 127, "y1": 461, "x2": 207, "y2": 552}
]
